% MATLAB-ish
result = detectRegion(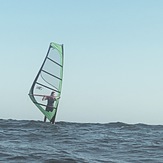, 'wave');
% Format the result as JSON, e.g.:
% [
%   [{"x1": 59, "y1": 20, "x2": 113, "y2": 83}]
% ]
[{"x1": 1, "y1": 119, "x2": 163, "y2": 162}]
